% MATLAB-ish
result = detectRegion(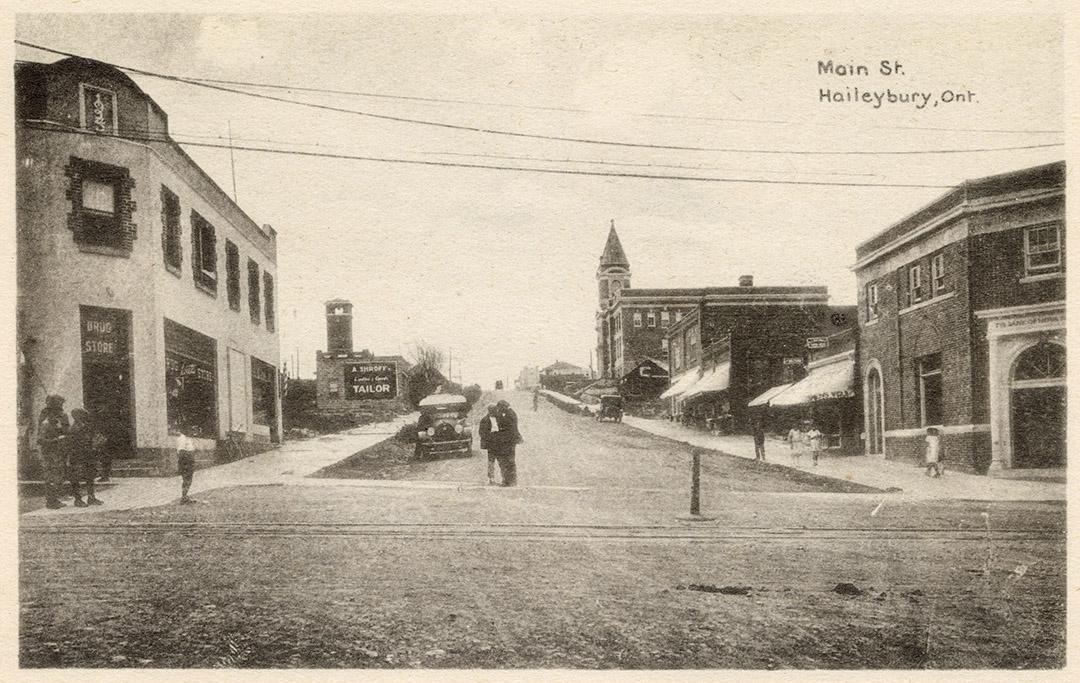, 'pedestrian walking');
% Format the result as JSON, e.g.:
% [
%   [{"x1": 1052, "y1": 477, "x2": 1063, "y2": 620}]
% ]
[
  {"x1": 176, "y1": 425, "x2": 198, "y2": 504},
  {"x1": 37, "y1": 394, "x2": 70, "y2": 509},
  {"x1": 806, "y1": 422, "x2": 824, "y2": 466},
  {"x1": 478, "y1": 404, "x2": 499, "y2": 485},
  {"x1": 924, "y1": 427, "x2": 944, "y2": 478},
  {"x1": 752, "y1": 419, "x2": 766, "y2": 461},
  {"x1": 490, "y1": 399, "x2": 523, "y2": 486},
  {"x1": 786, "y1": 423, "x2": 803, "y2": 467},
  {"x1": 67, "y1": 408, "x2": 104, "y2": 507},
  {"x1": 532, "y1": 387, "x2": 540, "y2": 412}
]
